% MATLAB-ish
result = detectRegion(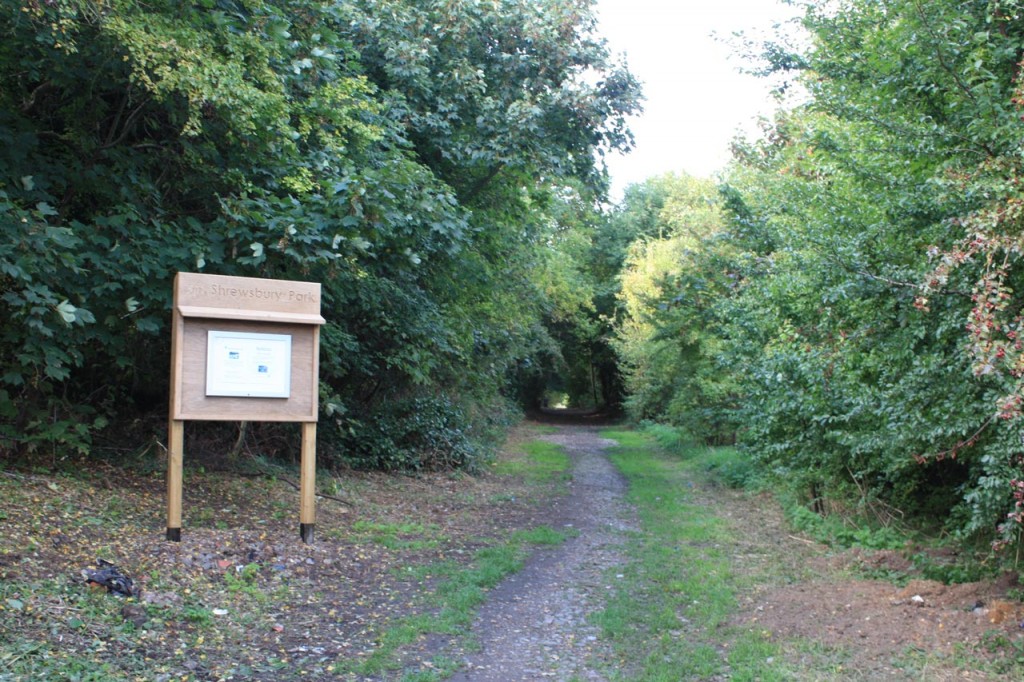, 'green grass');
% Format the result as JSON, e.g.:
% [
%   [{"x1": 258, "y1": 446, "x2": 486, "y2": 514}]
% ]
[
  {"x1": 348, "y1": 519, "x2": 445, "y2": 550},
  {"x1": 399, "y1": 655, "x2": 461, "y2": 681},
  {"x1": 511, "y1": 525, "x2": 574, "y2": 545},
  {"x1": 0, "y1": 579, "x2": 145, "y2": 681},
  {"x1": 640, "y1": 423, "x2": 760, "y2": 490},
  {"x1": 492, "y1": 439, "x2": 571, "y2": 482},
  {"x1": 593, "y1": 428, "x2": 790, "y2": 681},
  {"x1": 594, "y1": 427, "x2": 1024, "y2": 680}
]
